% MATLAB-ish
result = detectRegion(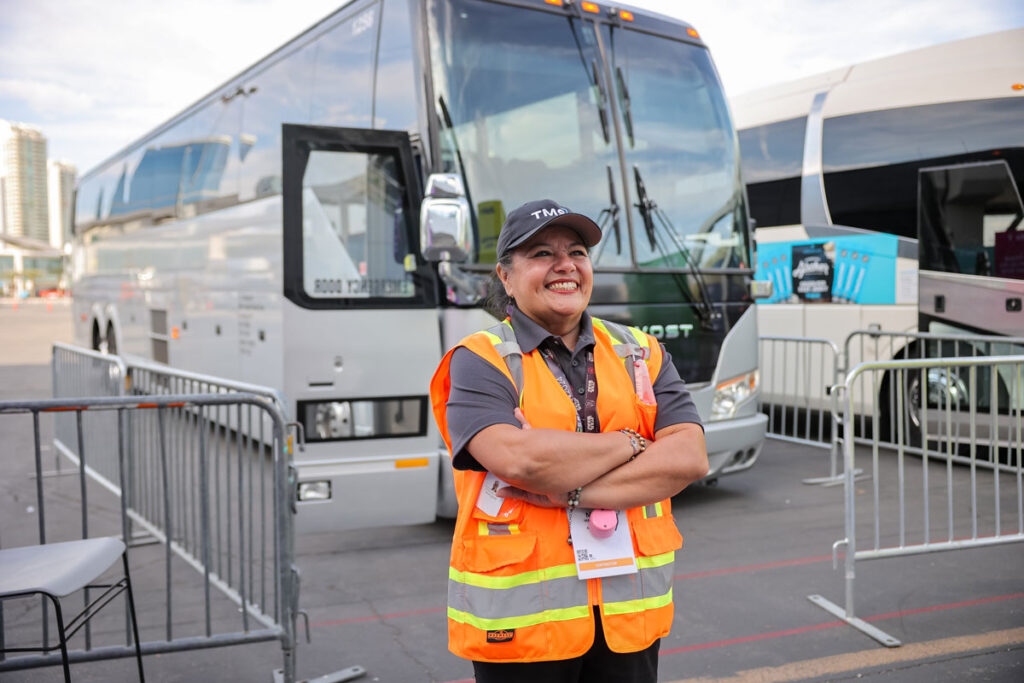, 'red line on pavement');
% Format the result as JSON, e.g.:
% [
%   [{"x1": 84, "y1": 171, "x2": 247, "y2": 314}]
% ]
[
  {"x1": 673, "y1": 554, "x2": 834, "y2": 581},
  {"x1": 661, "y1": 592, "x2": 1024, "y2": 656},
  {"x1": 662, "y1": 620, "x2": 844, "y2": 654},
  {"x1": 864, "y1": 592, "x2": 1024, "y2": 622}
]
